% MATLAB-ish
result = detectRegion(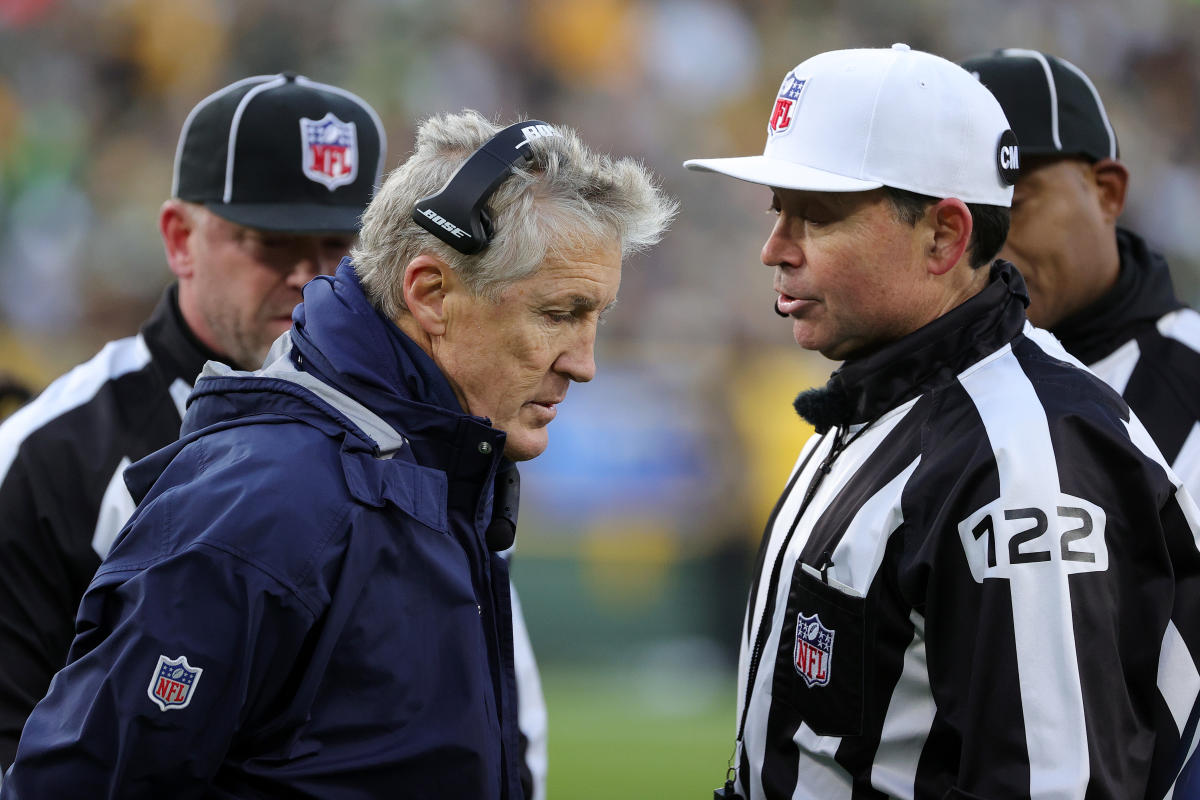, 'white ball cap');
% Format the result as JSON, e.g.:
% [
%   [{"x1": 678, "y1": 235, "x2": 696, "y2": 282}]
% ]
[{"x1": 685, "y1": 44, "x2": 1018, "y2": 207}]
